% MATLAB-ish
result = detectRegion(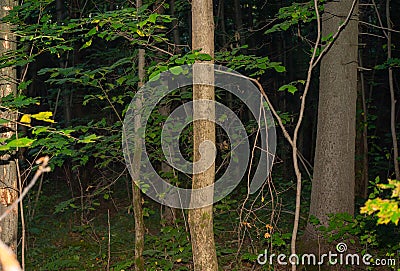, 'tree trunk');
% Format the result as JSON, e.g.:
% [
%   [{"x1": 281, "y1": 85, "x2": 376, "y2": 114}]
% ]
[
  {"x1": 188, "y1": 0, "x2": 218, "y2": 270},
  {"x1": 308, "y1": 0, "x2": 358, "y2": 229},
  {"x1": 386, "y1": 0, "x2": 400, "y2": 180},
  {"x1": 132, "y1": 53, "x2": 145, "y2": 271},
  {"x1": 0, "y1": 0, "x2": 18, "y2": 254},
  {"x1": 170, "y1": 0, "x2": 181, "y2": 54},
  {"x1": 355, "y1": 49, "x2": 369, "y2": 199},
  {"x1": 217, "y1": 0, "x2": 227, "y2": 48},
  {"x1": 233, "y1": 0, "x2": 244, "y2": 47},
  {"x1": 56, "y1": 0, "x2": 71, "y2": 126},
  {"x1": 132, "y1": 2, "x2": 145, "y2": 271}
]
